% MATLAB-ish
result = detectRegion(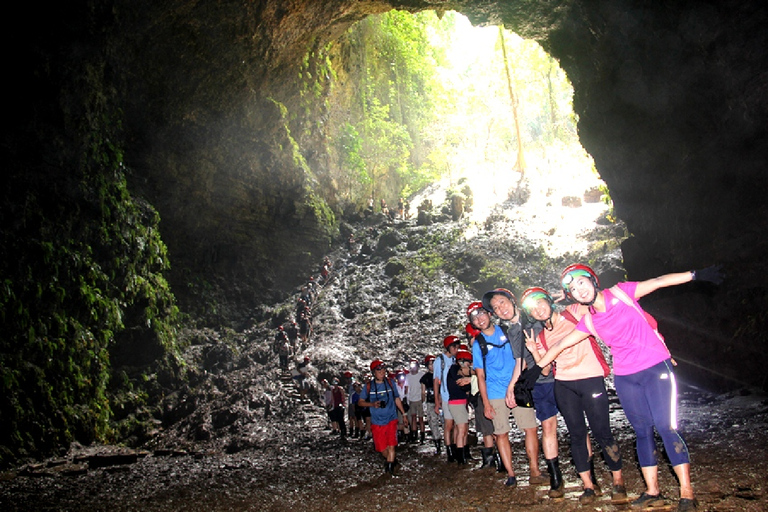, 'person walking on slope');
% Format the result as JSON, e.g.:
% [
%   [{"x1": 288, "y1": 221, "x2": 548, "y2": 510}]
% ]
[
  {"x1": 519, "y1": 263, "x2": 723, "y2": 512},
  {"x1": 406, "y1": 359, "x2": 426, "y2": 444},
  {"x1": 433, "y1": 335, "x2": 460, "y2": 463},
  {"x1": 358, "y1": 359, "x2": 409, "y2": 475},
  {"x1": 467, "y1": 301, "x2": 519, "y2": 487},
  {"x1": 420, "y1": 355, "x2": 443, "y2": 454},
  {"x1": 519, "y1": 286, "x2": 626, "y2": 504}
]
